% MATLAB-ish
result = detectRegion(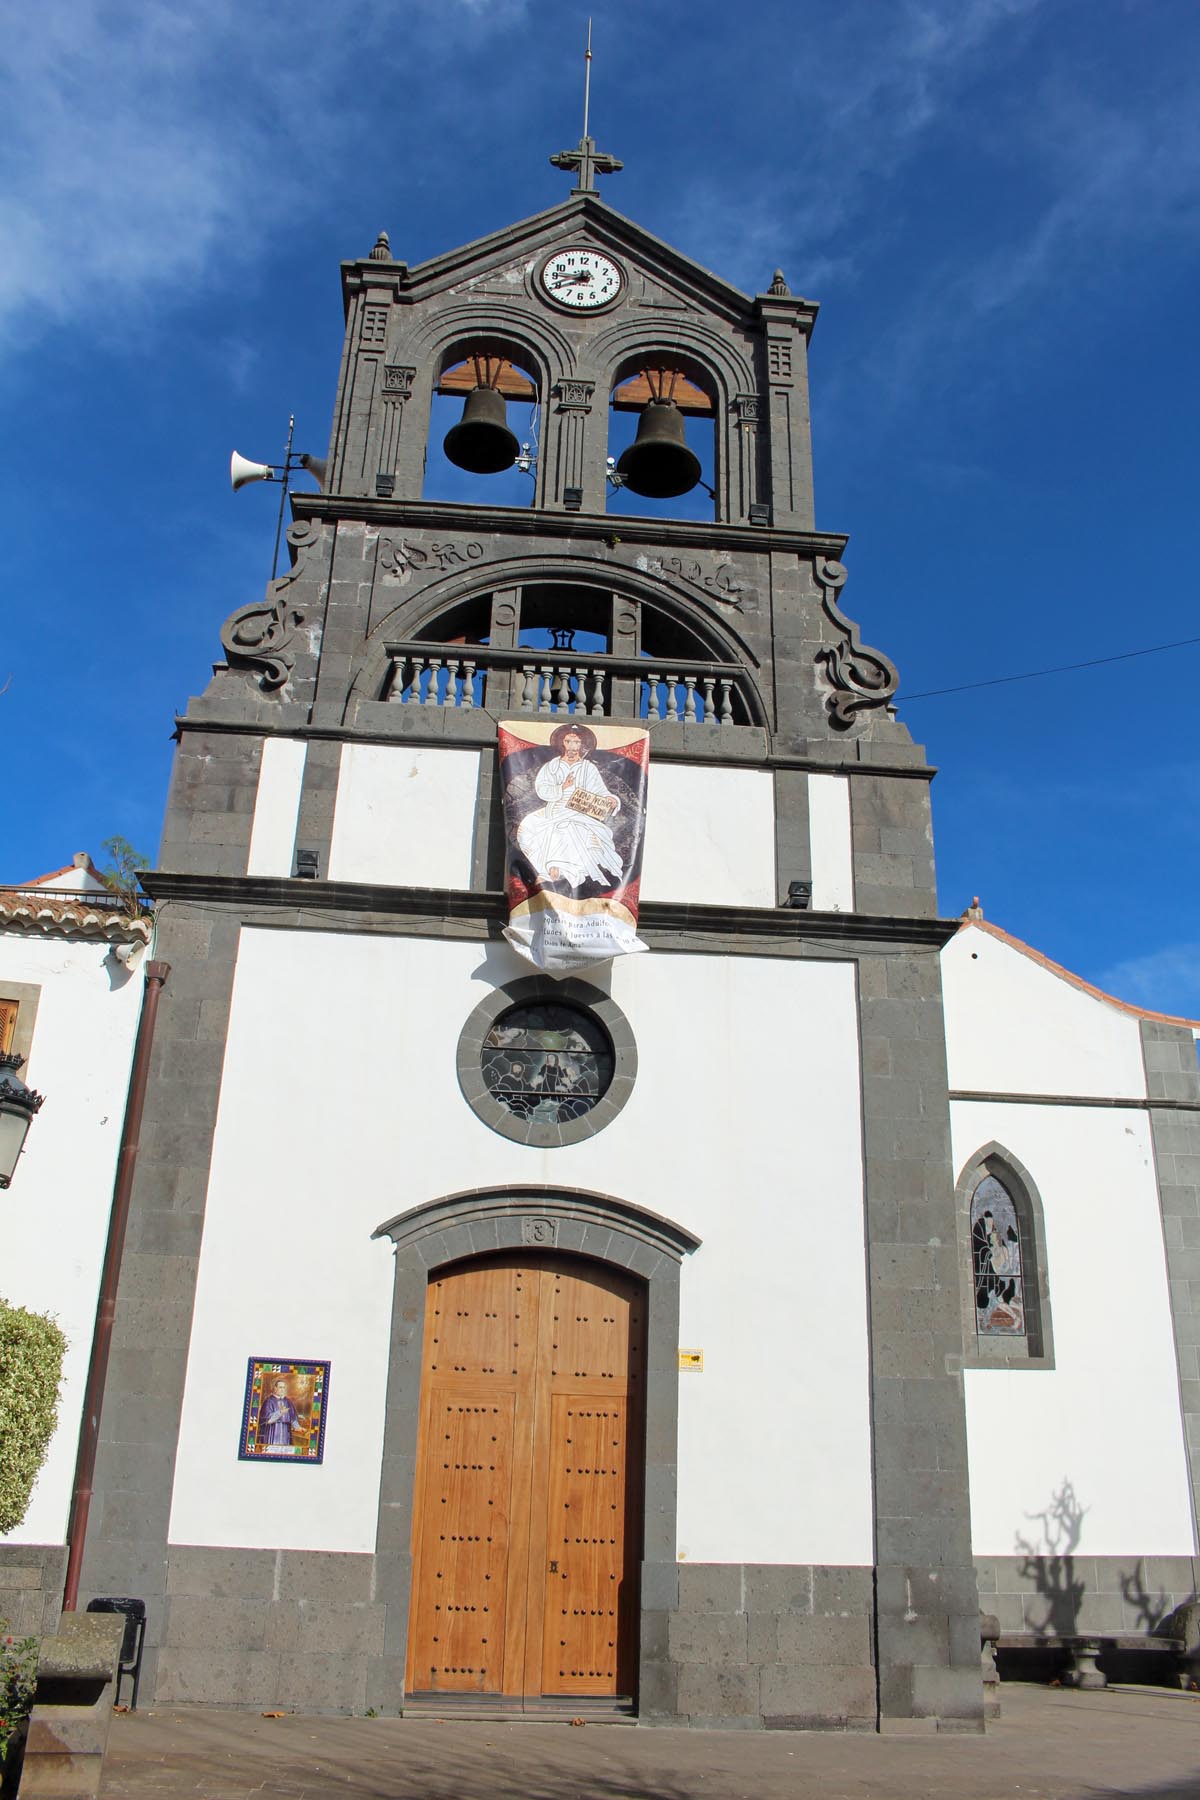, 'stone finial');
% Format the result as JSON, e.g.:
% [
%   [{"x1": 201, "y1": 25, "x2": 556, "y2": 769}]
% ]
[
  {"x1": 964, "y1": 896, "x2": 985, "y2": 920},
  {"x1": 369, "y1": 230, "x2": 392, "y2": 262},
  {"x1": 769, "y1": 269, "x2": 790, "y2": 295}
]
